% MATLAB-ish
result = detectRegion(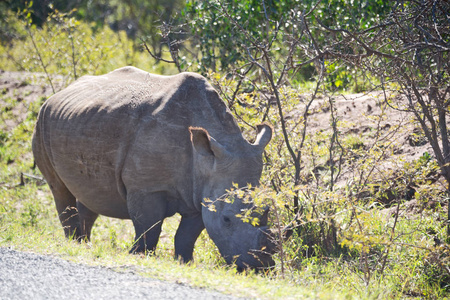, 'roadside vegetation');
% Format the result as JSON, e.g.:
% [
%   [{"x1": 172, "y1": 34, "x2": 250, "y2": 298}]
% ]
[{"x1": 1, "y1": 0, "x2": 449, "y2": 299}]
